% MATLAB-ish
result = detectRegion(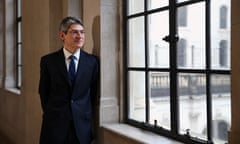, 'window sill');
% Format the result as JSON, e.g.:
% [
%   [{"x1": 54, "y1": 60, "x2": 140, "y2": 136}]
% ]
[
  {"x1": 101, "y1": 123, "x2": 183, "y2": 144},
  {"x1": 5, "y1": 88, "x2": 21, "y2": 95}
]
